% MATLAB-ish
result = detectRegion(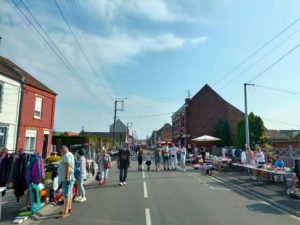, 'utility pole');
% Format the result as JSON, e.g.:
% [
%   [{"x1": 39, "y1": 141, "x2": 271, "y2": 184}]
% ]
[
  {"x1": 244, "y1": 83, "x2": 254, "y2": 148},
  {"x1": 112, "y1": 98, "x2": 127, "y2": 147}
]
